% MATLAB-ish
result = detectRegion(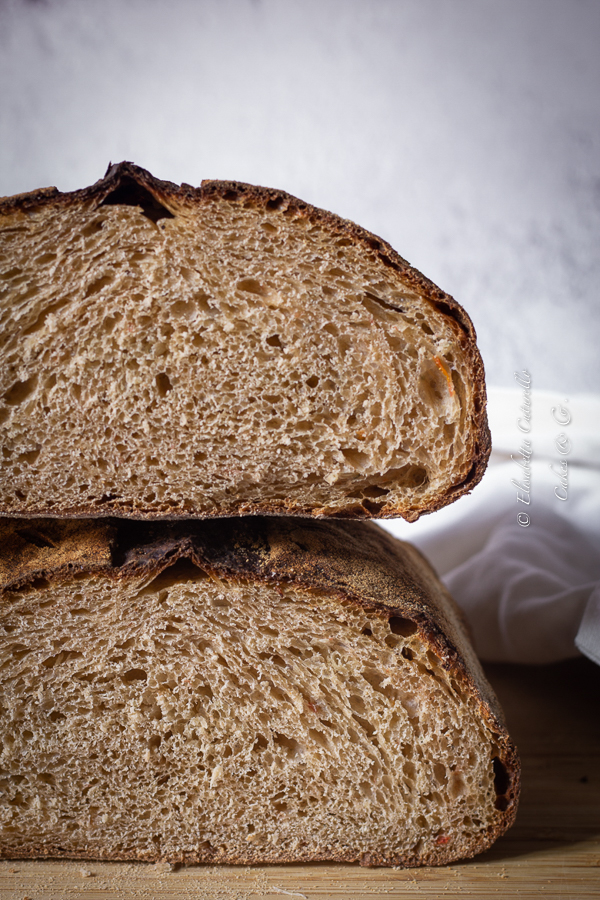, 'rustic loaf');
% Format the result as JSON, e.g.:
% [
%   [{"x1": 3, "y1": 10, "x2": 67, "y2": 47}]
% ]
[
  {"x1": 0, "y1": 516, "x2": 518, "y2": 866},
  {"x1": 0, "y1": 162, "x2": 489, "y2": 522}
]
